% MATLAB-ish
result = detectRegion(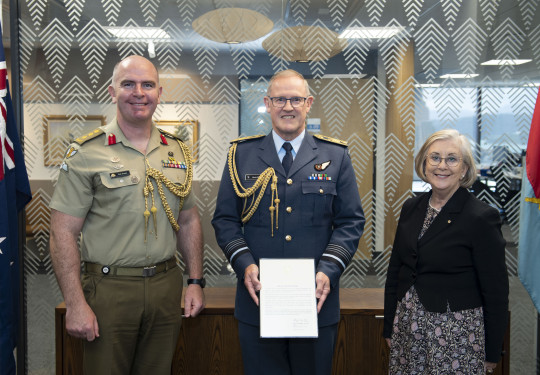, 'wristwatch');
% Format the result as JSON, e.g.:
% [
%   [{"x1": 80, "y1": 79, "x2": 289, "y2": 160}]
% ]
[{"x1": 187, "y1": 278, "x2": 206, "y2": 288}]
